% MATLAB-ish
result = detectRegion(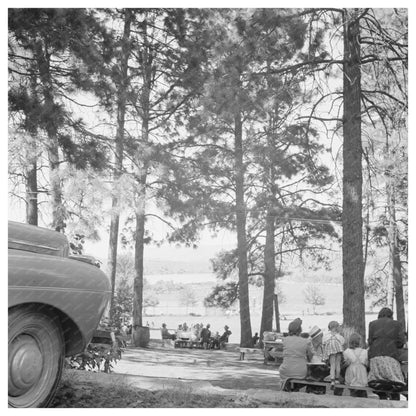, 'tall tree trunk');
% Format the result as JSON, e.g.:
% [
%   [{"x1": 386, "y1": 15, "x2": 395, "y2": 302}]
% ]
[
  {"x1": 25, "y1": 140, "x2": 38, "y2": 225},
  {"x1": 46, "y1": 123, "x2": 65, "y2": 232},
  {"x1": 107, "y1": 202, "x2": 121, "y2": 320},
  {"x1": 394, "y1": 236, "x2": 405, "y2": 329},
  {"x1": 260, "y1": 210, "x2": 275, "y2": 340},
  {"x1": 234, "y1": 110, "x2": 252, "y2": 347},
  {"x1": 133, "y1": 191, "x2": 146, "y2": 330},
  {"x1": 106, "y1": 10, "x2": 133, "y2": 320},
  {"x1": 274, "y1": 293, "x2": 281, "y2": 332},
  {"x1": 342, "y1": 9, "x2": 365, "y2": 339},
  {"x1": 386, "y1": 177, "x2": 406, "y2": 328},
  {"x1": 386, "y1": 170, "x2": 395, "y2": 311},
  {"x1": 133, "y1": 14, "x2": 151, "y2": 342},
  {"x1": 34, "y1": 40, "x2": 66, "y2": 232}
]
